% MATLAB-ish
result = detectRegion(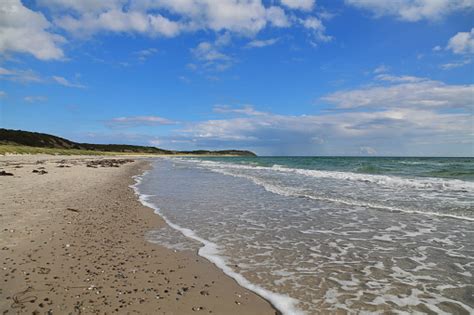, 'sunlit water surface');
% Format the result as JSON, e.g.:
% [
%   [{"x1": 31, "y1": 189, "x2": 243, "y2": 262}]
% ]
[{"x1": 134, "y1": 157, "x2": 474, "y2": 314}]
